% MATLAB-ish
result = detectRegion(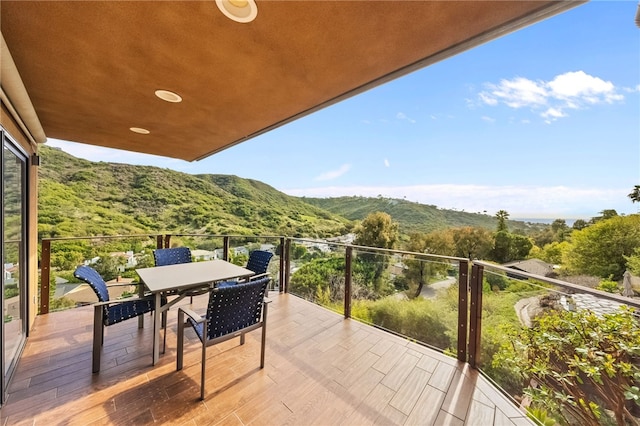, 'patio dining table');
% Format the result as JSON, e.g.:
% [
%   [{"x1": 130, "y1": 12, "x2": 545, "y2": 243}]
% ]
[{"x1": 136, "y1": 259, "x2": 254, "y2": 364}]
